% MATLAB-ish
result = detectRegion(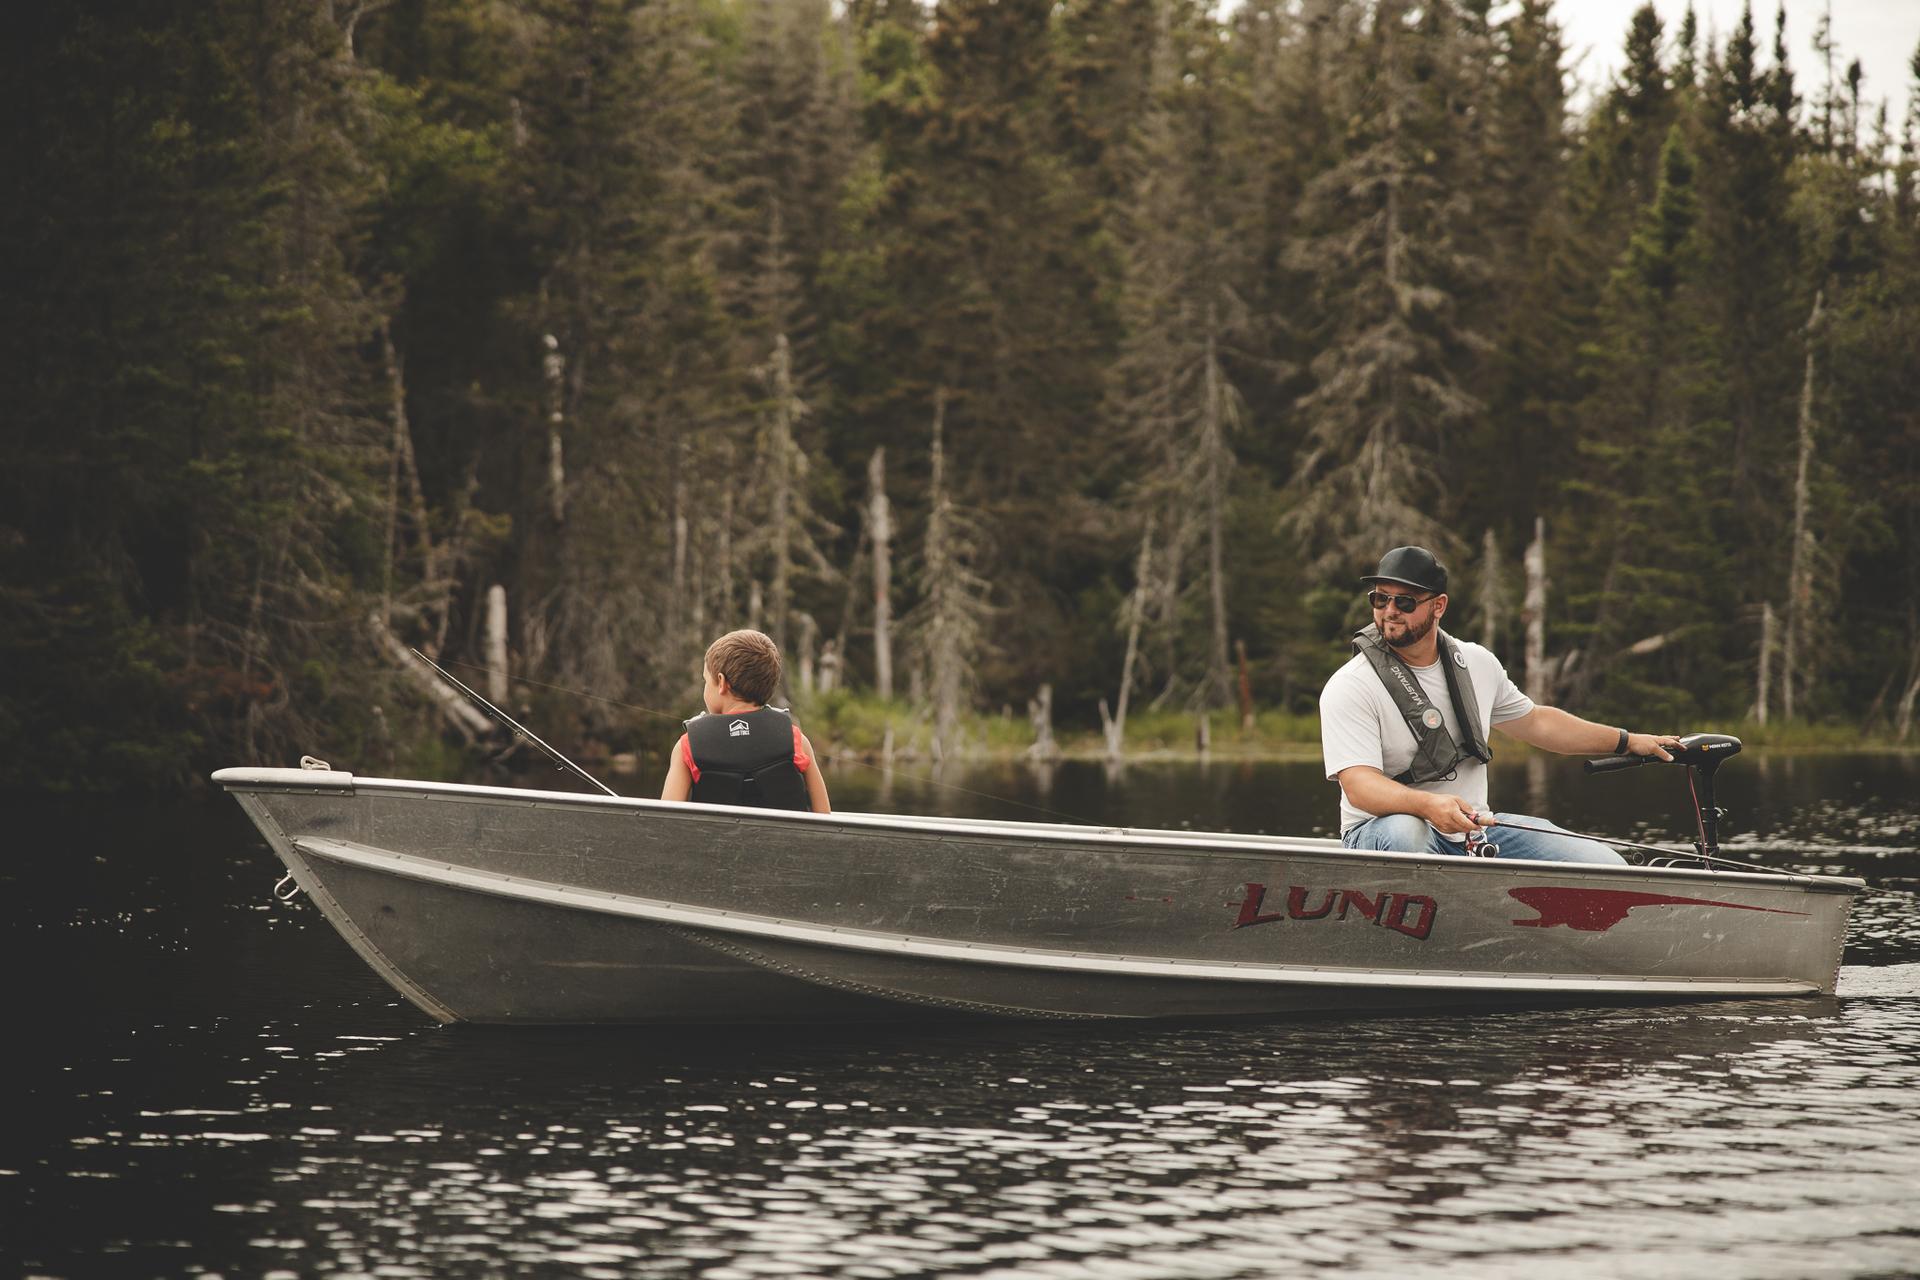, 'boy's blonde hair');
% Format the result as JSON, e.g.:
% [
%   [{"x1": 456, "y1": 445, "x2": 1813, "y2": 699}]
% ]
[{"x1": 705, "y1": 629, "x2": 782, "y2": 705}]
